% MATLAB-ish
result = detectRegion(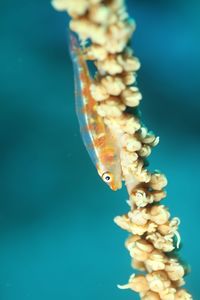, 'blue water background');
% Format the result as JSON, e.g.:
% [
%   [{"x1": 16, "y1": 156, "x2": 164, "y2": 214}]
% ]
[{"x1": 0, "y1": 0, "x2": 200, "y2": 299}]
